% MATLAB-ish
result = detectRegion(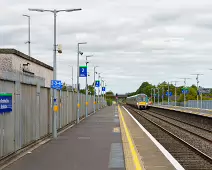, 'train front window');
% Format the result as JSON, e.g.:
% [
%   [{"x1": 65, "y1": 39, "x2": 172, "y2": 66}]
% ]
[{"x1": 137, "y1": 96, "x2": 146, "y2": 102}]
